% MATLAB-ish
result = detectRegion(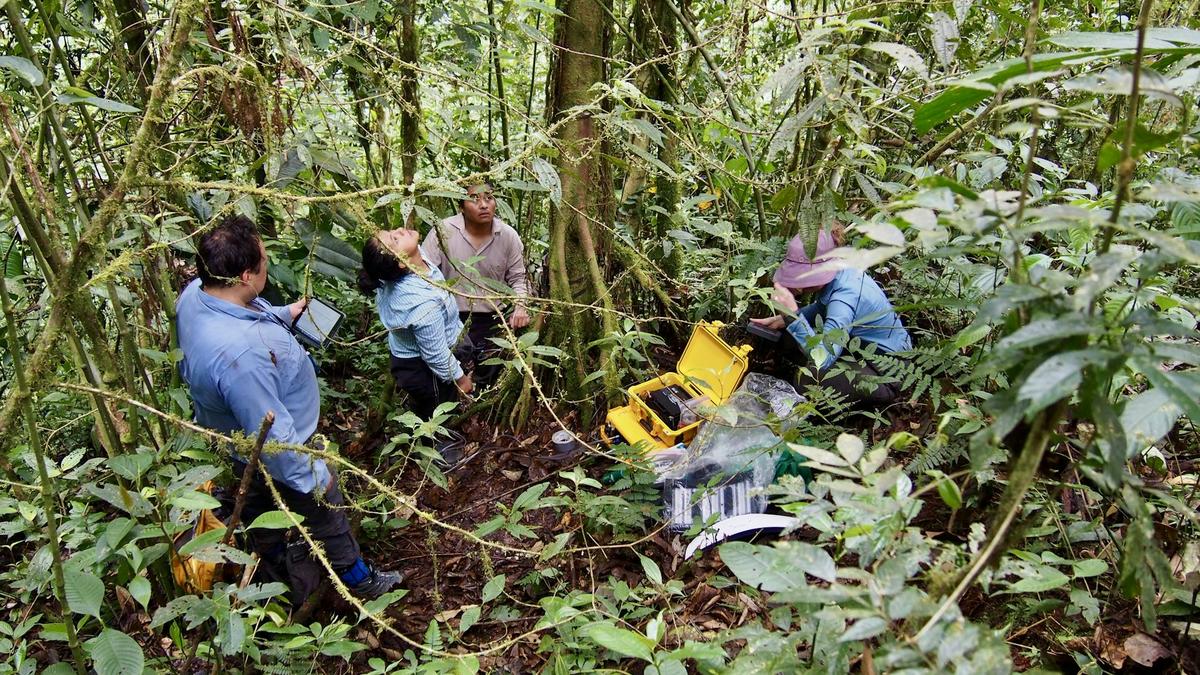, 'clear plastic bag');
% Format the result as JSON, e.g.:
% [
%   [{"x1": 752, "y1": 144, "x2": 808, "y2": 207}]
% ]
[
  {"x1": 677, "y1": 395, "x2": 711, "y2": 427},
  {"x1": 662, "y1": 374, "x2": 805, "y2": 531}
]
